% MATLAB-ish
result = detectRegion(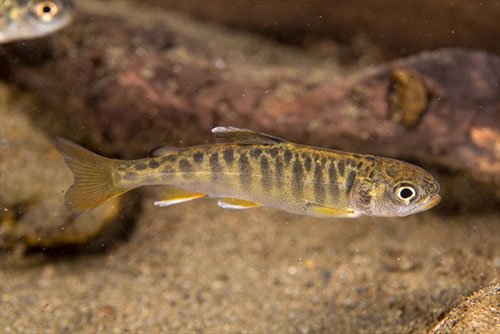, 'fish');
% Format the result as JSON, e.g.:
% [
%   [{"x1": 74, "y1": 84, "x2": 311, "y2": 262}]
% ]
[
  {"x1": 0, "y1": 0, "x2": 75, "y2": 44},
  {"x1": 55, "y1": 127, "x2": 441, "y2": 218}
]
